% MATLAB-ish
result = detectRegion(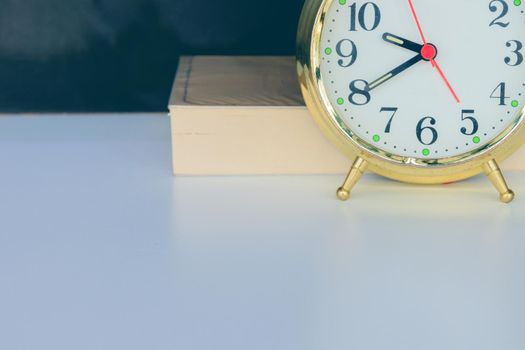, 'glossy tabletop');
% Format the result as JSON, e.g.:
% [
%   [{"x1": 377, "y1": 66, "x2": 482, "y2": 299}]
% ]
[{"x1": 0, "y1": 114, "x2": 524, "y2": 350}]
